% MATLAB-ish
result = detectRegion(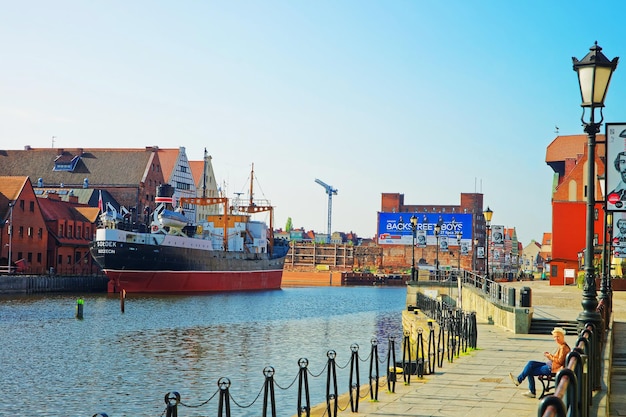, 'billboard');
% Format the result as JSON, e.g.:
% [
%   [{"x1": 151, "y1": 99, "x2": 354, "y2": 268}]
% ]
[
  {"x1": 606, "y1": 123, "x2": 626, "y2": 211},
  {"x1": 377, "y1": 212, "x2": 473, "y2": 247}
]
